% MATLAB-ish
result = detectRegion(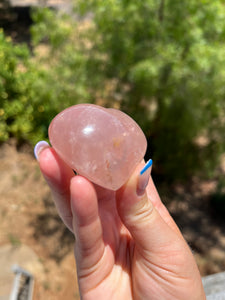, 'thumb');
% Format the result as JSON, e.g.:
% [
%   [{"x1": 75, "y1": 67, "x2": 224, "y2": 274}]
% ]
[
  {"x1": 116, "y1": 164, "x2": 206, "y2": 300},
  {"x1": 116, "y1": 164, "x2": 182, "y2": 253}
]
